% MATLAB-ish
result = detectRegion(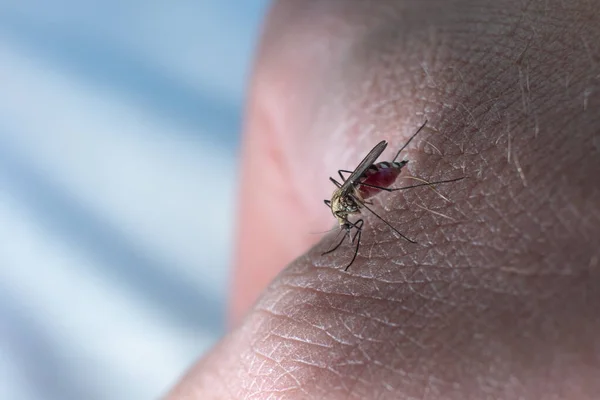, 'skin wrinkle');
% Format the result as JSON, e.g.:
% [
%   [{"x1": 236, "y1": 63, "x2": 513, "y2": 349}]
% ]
[
  {"x1": 277, "y1": 264, "x2": 472, "y2": 309},
  {"x1": 270, "y1": 286, "x2": 438, "y2": 336},
  {"x1": 262, "y1": 270, "x2": 464, "y2": 396},
  {"x1": 246, "y1": 334, "x2": 310, "y2": 398},
  {"x1": 276, "y1": 262, "x2": 492, "y2": 396},
  {"x1": 251, "y1": 314, "x2": 336, "y2": 356},
  {"x1": 259, "y1": 308, "x2": 348, "y2": 348},
  {"x1": 242, "y1": 304, "x2": 307, "y2": 397},
  {"x1": 251, "y1": 347, "x2": 304, "y2": 393}
]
